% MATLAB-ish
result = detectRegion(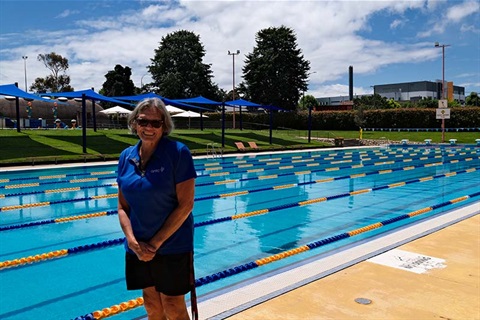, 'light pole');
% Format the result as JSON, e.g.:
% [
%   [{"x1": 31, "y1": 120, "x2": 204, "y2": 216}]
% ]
[
  {"x1": 22, "y1": 56, "x2": 28, "y2": 91},
  {"x1": 435, "y1": 42, "x2": 450, "y2": 143},
  {"x1": 305, "y1": 71, "x2": 316, "y2": 143},
  {"x1": 303, "y1": 71, "x2": 317, "y2": 108},
  {"x1": 228, "y1": 50, "x2": 240, "y2": 129}
]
